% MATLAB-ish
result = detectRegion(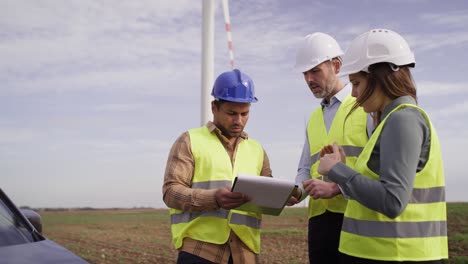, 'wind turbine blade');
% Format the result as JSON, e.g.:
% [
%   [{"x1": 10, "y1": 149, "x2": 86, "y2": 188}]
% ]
[{"x1": 221, "y1": 0, "x2": 234, "y2": 69}]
